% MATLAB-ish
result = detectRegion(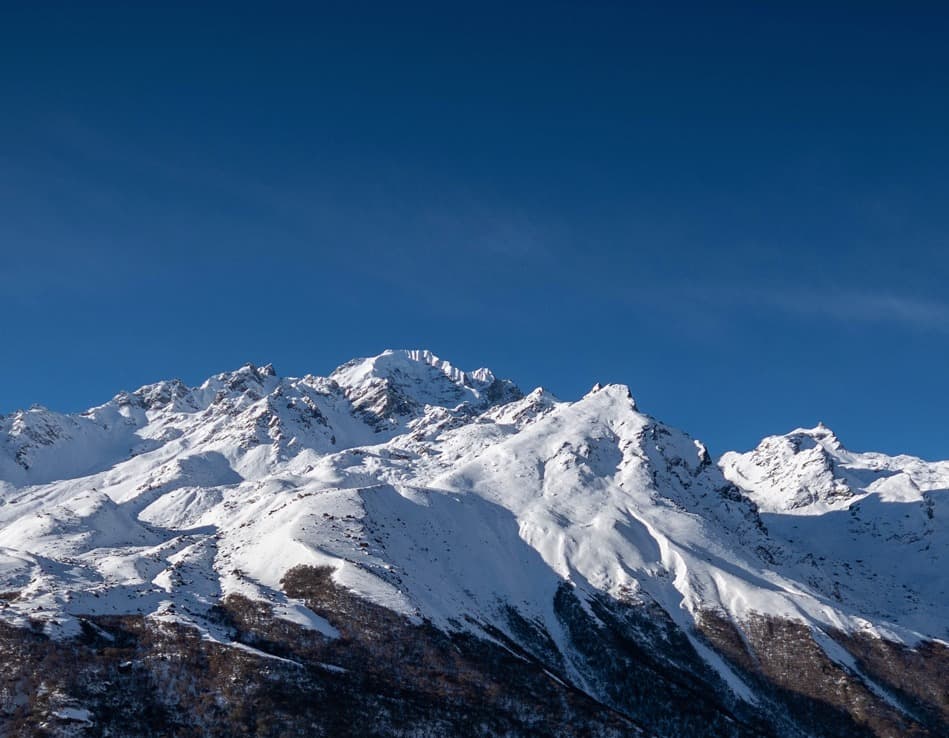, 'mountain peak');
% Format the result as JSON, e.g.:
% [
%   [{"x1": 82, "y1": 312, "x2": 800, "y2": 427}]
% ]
[
  {"x1": 330, "y1": 349, "x2": 521, "y2": 429},
  {"x1": 719, "y1": 423, "x2": 855, "y2": 512},
  {"x1": 332, "y1": 349, "x2": 483, "y2": 387},
  {"x1": 234, "y1": 362, "x2": 277, "y2": 379},
  {"x1": 786, "y1": 422, "x2": 844, "y2": 453},
  {"x1": 584, "y1": 382, "x2": 637, "y2": 407}
]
